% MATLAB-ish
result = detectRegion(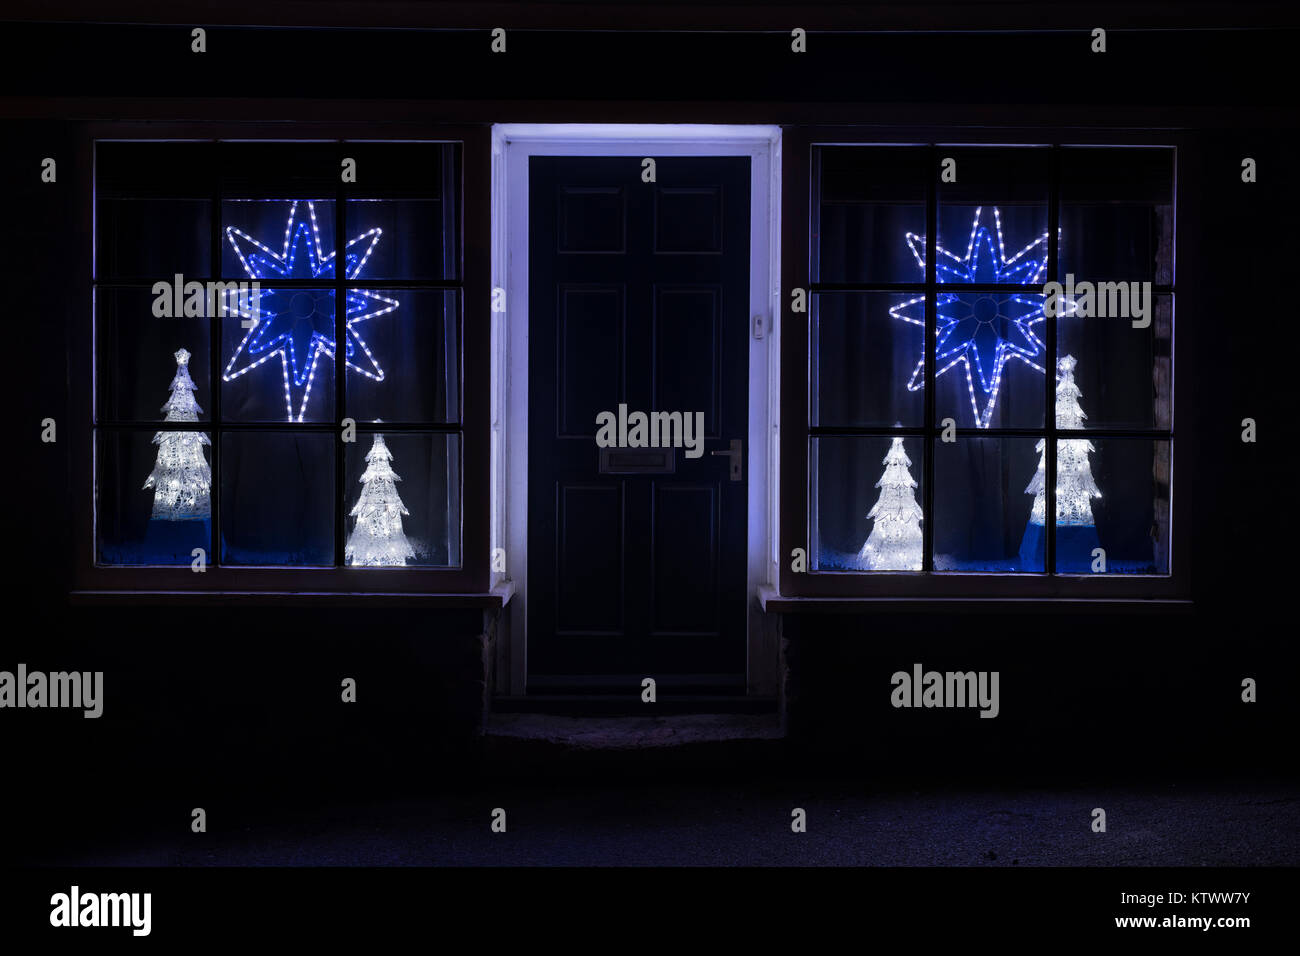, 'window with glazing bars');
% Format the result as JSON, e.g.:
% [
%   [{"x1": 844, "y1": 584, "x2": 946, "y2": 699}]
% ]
[
  {"x1": 94, "y1": 142, "x2": 463, "y2": 569},
  {"x1": 809, "y1": 145, "x2": 1173, "y2": 575}
]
